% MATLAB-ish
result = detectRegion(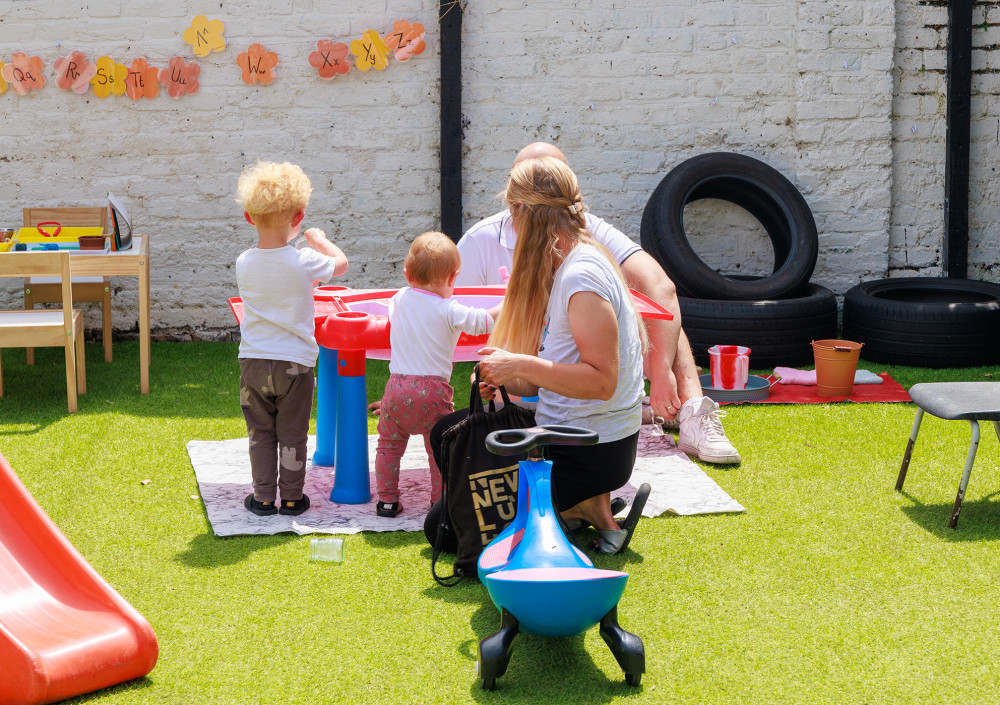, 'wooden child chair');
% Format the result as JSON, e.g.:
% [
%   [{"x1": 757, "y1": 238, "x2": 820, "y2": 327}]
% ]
[
  {"x1": 23, "y1": 206, "x2": 112, "y2": 363},
  {"x1": 0, "y1": 251, "x2": 86, "y2": 413}
]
